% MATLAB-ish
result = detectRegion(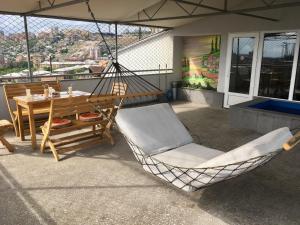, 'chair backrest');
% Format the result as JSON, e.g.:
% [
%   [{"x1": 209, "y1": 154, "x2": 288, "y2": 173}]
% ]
[
  {"x1": 111, "y1": 82, "x2": 128, "y2": 108},
  {"x1": 115, "y1": 103, "x2": 193, "y2": 156},
  {"x1": 4, "y1": 81, "x2": 61, "y2": 100},
  {"x1": 3, "y1": 81, "x2": 61, "y2": 121},
  {"x1": 111, "y1": 82, "x2": 128, "y2": 96},
  {"x1": 49, "y1": 96, "x2": 115, "y2": 119}
]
